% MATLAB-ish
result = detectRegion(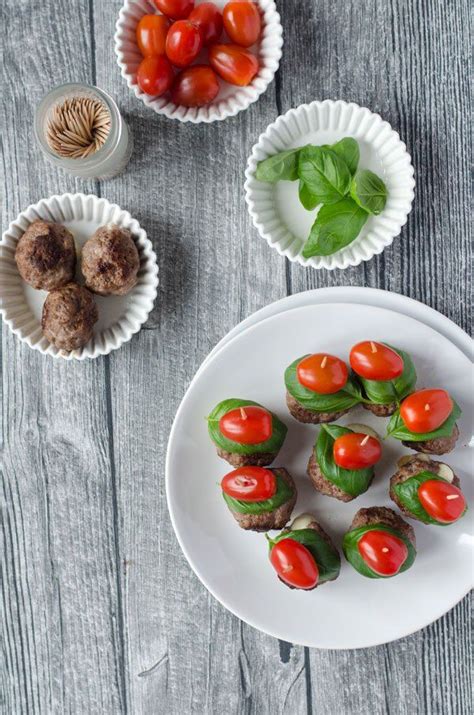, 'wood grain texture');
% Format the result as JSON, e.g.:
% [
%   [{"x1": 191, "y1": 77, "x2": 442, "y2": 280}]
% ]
[{"x1": 1, "y1": 0, "x2": 472, "y2": 714}]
